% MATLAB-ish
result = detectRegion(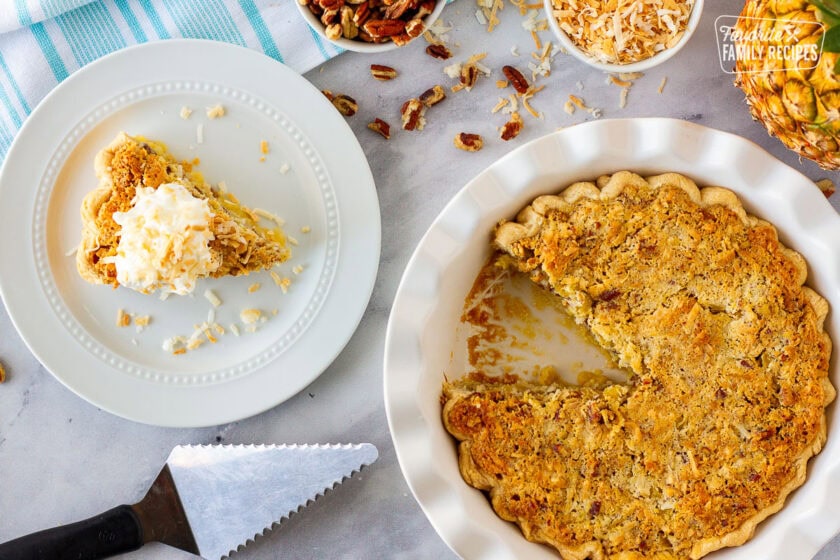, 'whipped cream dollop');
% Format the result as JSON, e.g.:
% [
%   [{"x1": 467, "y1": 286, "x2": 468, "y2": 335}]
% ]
[{"x1": 107, "y1": 182, "x2": 219, "y2": 295}]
